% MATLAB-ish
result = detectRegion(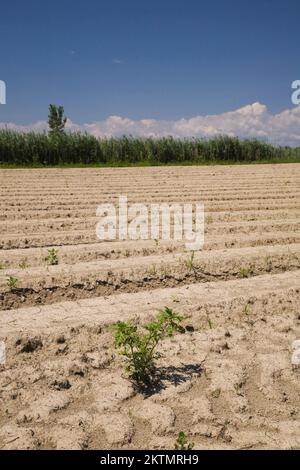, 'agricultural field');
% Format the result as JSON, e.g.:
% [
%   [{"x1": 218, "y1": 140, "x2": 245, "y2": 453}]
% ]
[{"x1": 1, "y1": 163, "x2": 300, "y2": 450}]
